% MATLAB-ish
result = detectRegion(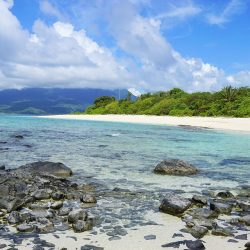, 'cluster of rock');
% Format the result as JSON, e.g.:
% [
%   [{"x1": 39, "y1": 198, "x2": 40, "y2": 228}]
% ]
[
  {"x1": 159, "y1": 188, "x2": 250, "y2": 240},
  {"x1": 0, "y1": 162, "x2": 97, "y2": 234}
]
